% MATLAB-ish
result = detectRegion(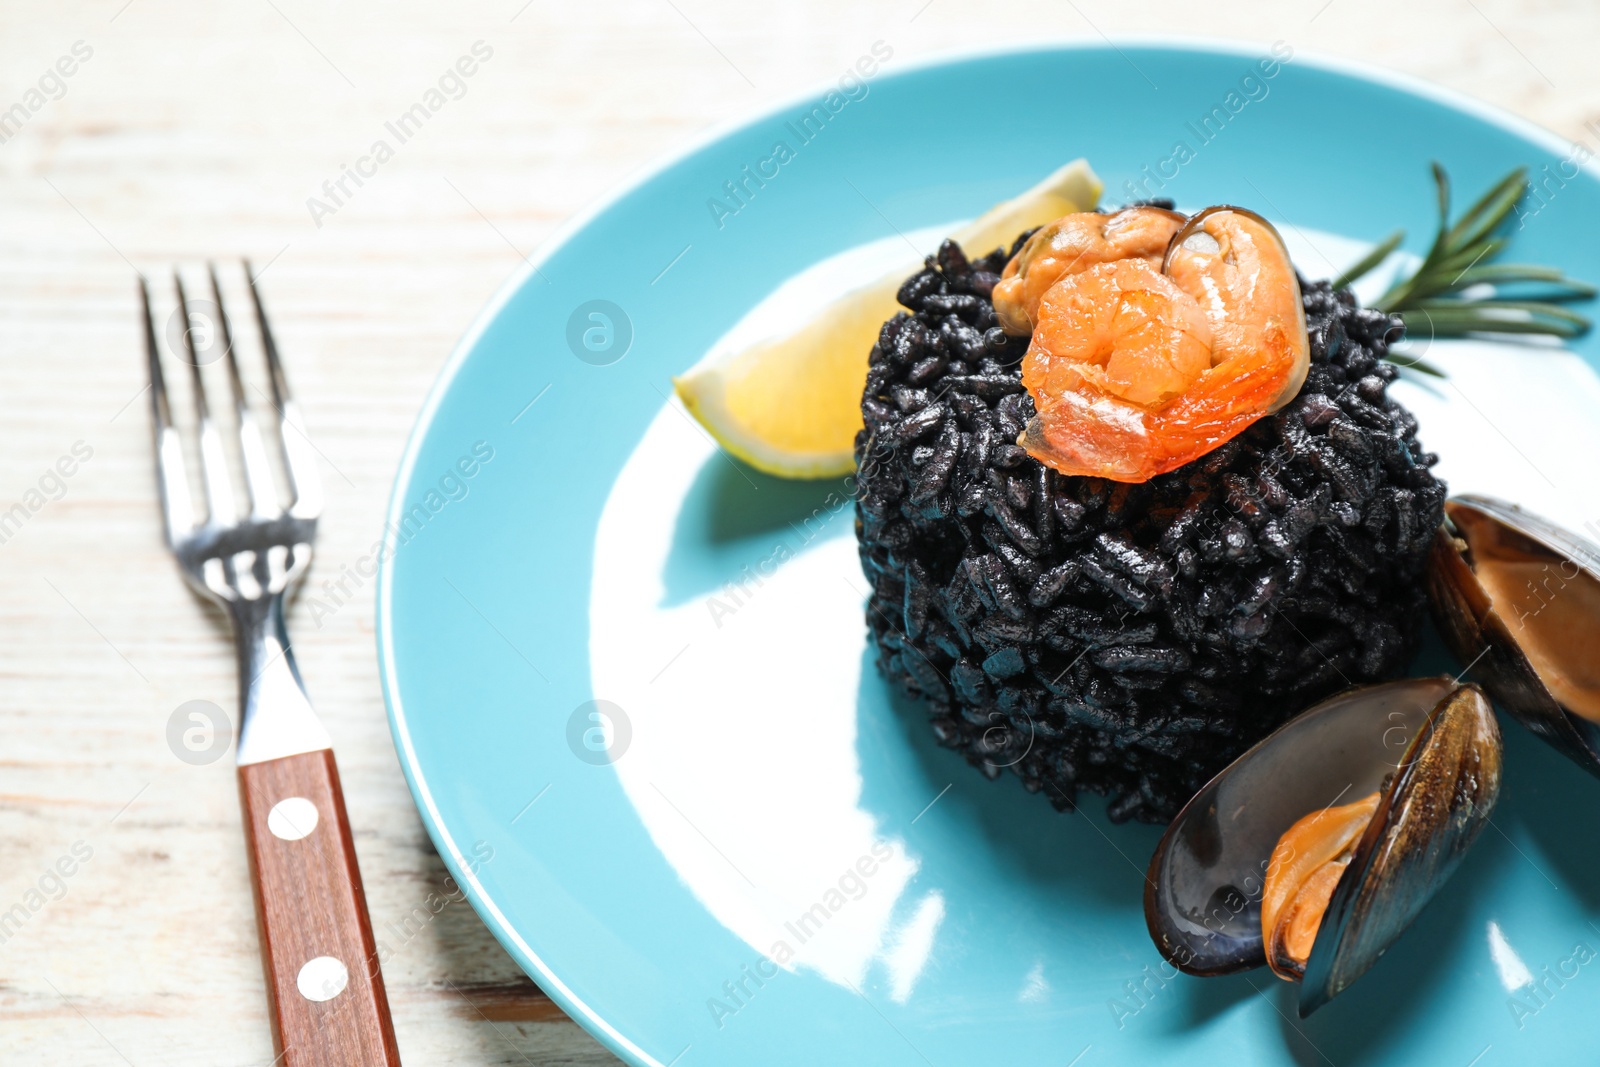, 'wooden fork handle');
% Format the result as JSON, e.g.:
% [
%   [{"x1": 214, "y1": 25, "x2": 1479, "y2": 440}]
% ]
[{"x1": 238, "y1": 749, "x2": 402, "y2": 1066}]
